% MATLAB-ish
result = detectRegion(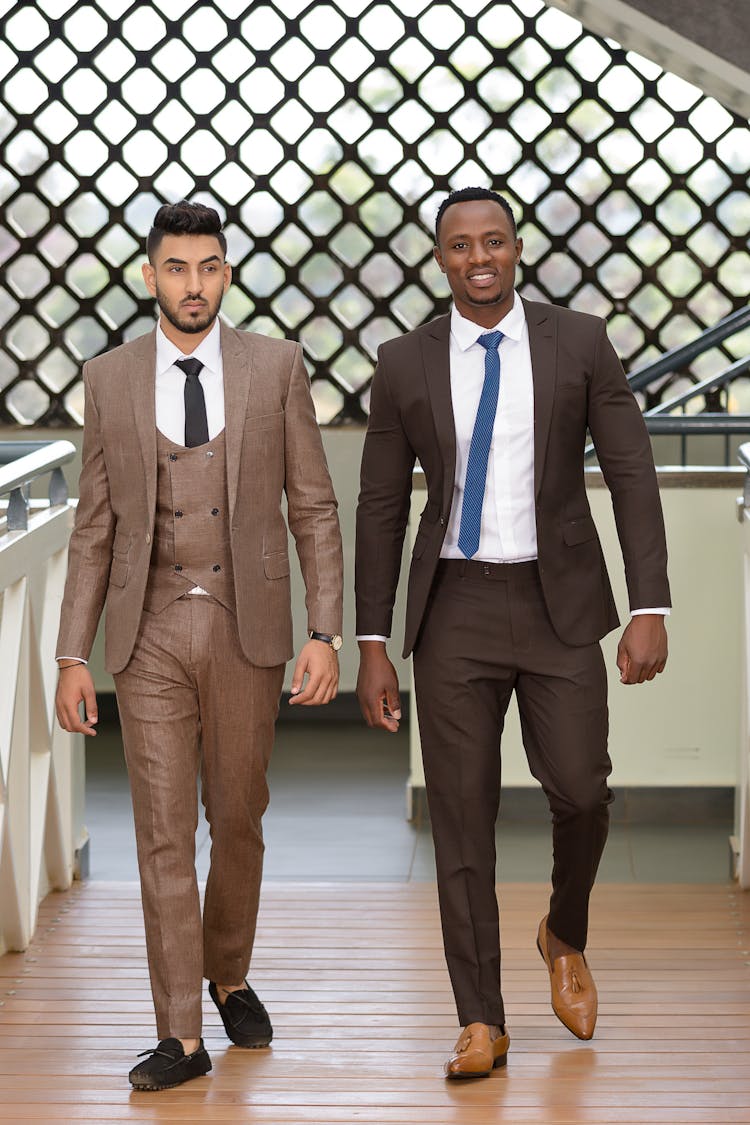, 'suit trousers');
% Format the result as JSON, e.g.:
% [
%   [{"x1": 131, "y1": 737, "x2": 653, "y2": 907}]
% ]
[
  {"x1": 412, "y1": 559, "x2": 613, "y2": 1028},
  {"x1": 114, "y1": 594, "x2": 285, "y2": 1039}
]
